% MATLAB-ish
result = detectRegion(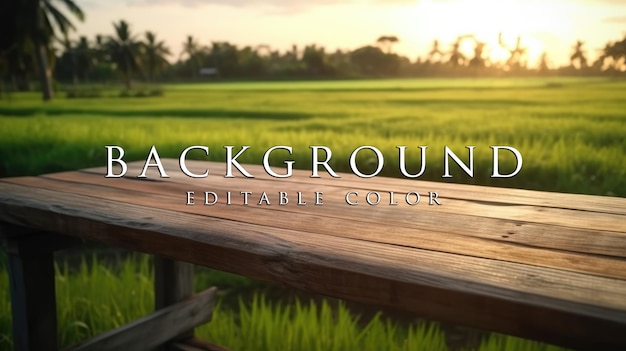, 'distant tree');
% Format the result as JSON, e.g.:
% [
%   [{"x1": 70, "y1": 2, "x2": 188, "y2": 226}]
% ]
[
  {"x1": 327, "y1": 49, "x2": 351, "y2": 76},
  {"x1": 240, "y1": 46, "x2": 264, "y2": 76},
  {"x1": 351, "y1": 45, "x2": 399, "y2": 76},
  {"x1": 208, "y1": 41, "x2": 240, "y2": 77},
  {"x1": 594, "y1": 43, "x2": 612, "y2": 70},
  {"x1": 94, "y1": 34, "x2": 106, "y2": 62},
  {"x1": 608, "y1": 37, "x2": 626, "y2": 70},
  {"x1": 61, "y1": 37, "x2": 78, "y2": 85},
  {"x1": 302, "y1": 44, "x2": 327, "y2": 75},
  {"x1": 107, "y1": 20, "x2": 142, "y2": 89},
  {"x1": 376, "y1": 35, "x2": 399, "y2": 54},
  {"x1": 75, "y1": 36, "x2": 94, "y2": 82},
  {"x1": 86, "y1": 34, "x2": 117, "y2": 82},
  {"x1": 427, "y1": 40, "x2": 444, "y2": 63},
  {"x1": 58, "y1": 36, "x2": 92, "y2": 85},
  {"x1": 290, "y1": 44, "x2": 299, "y2": 61},
  {"x1": 467, "y1": 37, "x2": 487, "y2": 68},
  {"x1": 499, "y1": 33, "x2": 527, "y2": 69},
  {"x1": 594, "y1": 37, "x2": 626, "y2": 71},
  {"x1": 5, "y1": 0, "x2": 84, "y2": 100},
  {"x1": 142, "y1": 31, "x2": 171, "y2": 82},
  {"x1": 180, "y1": 35, "x2": 203, "y2": 78},
  {"x1": 570, "y1": 40, "x2": 587, "y2": 69},
  {"x1": 448, "y1": 36, "x2": 470, "y2": 66}
]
